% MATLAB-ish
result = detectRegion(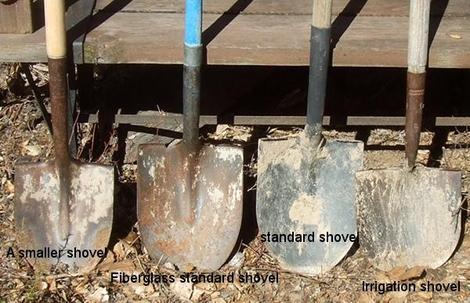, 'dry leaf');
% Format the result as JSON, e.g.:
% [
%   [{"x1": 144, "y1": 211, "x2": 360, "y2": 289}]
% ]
[
  {"x1": 170, "y1": 280, "x2": 203, "y2": 301},
  {"x1": 5, "y1": 180, "x2": 14, "y2": 194},
  {"x1": 387, "y1": 266, "x2": 425, "y2": 281},
  {"x1": 123, "y1": 231, "x2": 139, "y2": 244},
  {"x1": 46, "y1": 276, "x2": 57, "y2": 292},
  {"x1": 399, "y1": 266, "x2": 425, "y2": 281},
  {"x1": 38, "y1": 281, "x2": 48, "y2": 291},
  {"x1": 212, "y1": 298, "x2": 226, "y2": 303},
  {"x1": 24, "y1": 145, "x2": 41, "y2": 156},
  {"x1": 112, "y1": 240, "x2": 133, "y2": 261},
  {"x1": 87, "y1": 287, "x2": 109, "y2": 303},
  {"x1": 415, "y1": 291, "x2": 433, "y2": 300},
  {"x1": 97, "y1": 249, "x2": 116, "y2": 272},
  {"x1": 108, "y1": 260, "x2": 137, "y2": 274},
  {"x1": 195, "y1": 283, "x2": 216, "y2": 291},
  {"x1": 376, "y1": 271, "x2": 391, "y2": 283},
  {"x1": 387, "y1": 267, "x2": 407, "y2": 280},
  {"x1": 132, "y1": 284, "x2": 155, "y2": 297},
  {"x1": 448, "y1": 33, "x2": 462, "y2": 39},
  {"x1": 357, "y1": 293, "x2": 374, "y2": 303}
]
